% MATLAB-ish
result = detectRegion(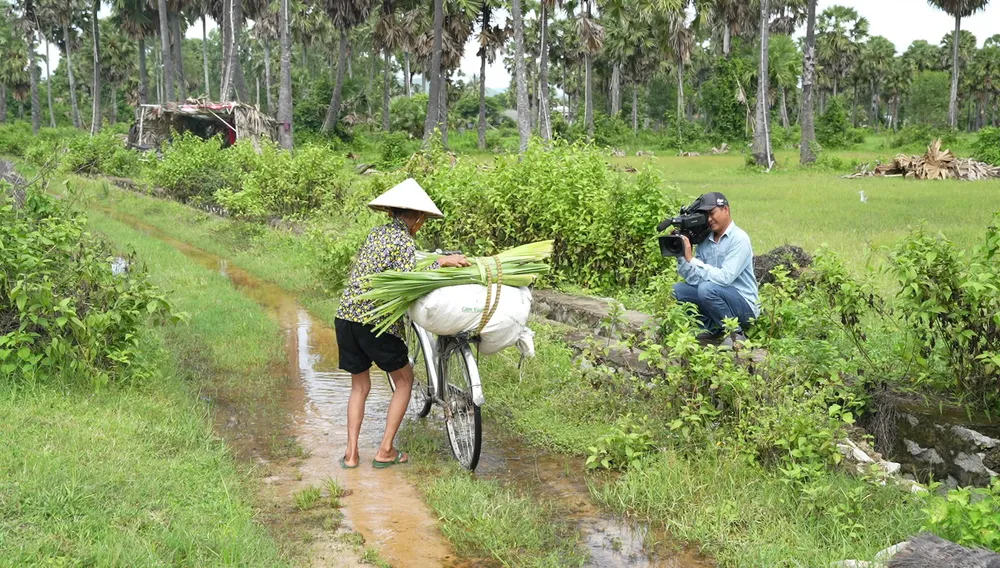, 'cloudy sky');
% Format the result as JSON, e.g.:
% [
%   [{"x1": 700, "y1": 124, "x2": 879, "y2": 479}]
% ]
[{"x1": 42, "y1": 0, "x2": 1000, "y2": 91}]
